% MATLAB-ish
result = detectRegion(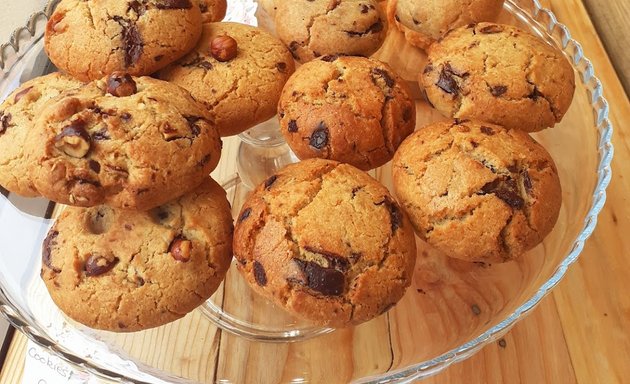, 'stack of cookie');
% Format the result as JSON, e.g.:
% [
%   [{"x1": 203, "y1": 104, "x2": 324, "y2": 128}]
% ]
[
  {"x1": 233, "y1": 0, "x2": 575, "y2": 327},
  {"x1": 0, "y1": 0, "x2": 577, "y2": 331},
  {"x1": 0, "y1": 0, "x2": 302, "y2": 332}
]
